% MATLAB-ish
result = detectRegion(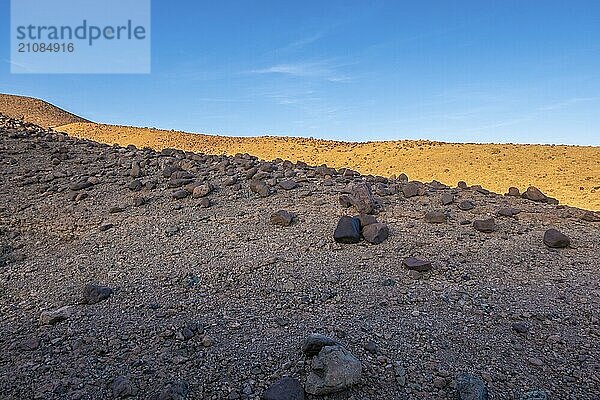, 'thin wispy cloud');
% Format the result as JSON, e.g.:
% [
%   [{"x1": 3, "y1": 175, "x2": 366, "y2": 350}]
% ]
[
  {"x1": 536, "y1": 97, "x2": 599, "y2": 111},
  {"x1": 248, "y1": 60, "x2": 353, "y2": 83}
]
